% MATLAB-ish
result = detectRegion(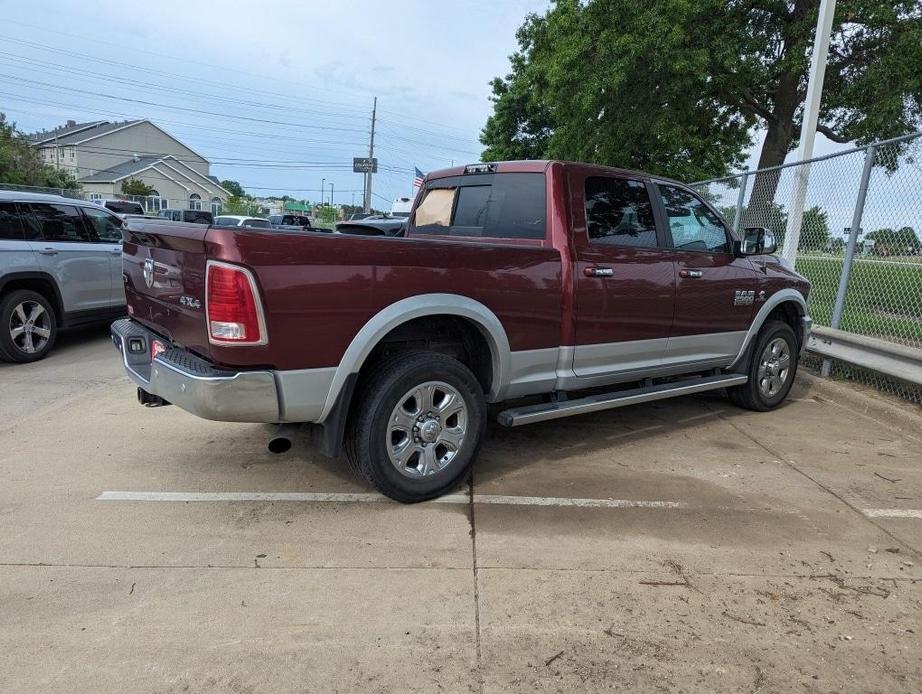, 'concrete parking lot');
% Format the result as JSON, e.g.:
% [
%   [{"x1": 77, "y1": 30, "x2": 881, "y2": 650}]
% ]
[{"x1": 1, "y1": 330, "x2": 920, "y2": 693}]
